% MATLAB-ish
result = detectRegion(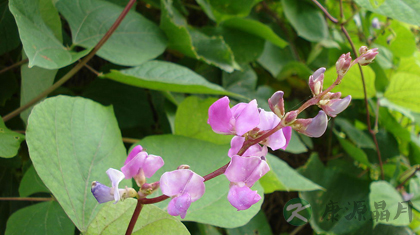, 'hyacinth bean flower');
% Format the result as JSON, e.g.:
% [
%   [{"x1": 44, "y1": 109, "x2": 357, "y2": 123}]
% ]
[
  {"x1": 92, "y1": 168, "x2": 128, "y2": 203},
  {"x1": 225, "y1": 155, "x2": 269, "y2": 210},
  {"x1": 336, "y1": 53, "x2": 352, "y2": 76},
  {"x1": 291, "y1": 111, "x2": 328, "y2": 138},
  {"x1": 268, "y1": 91, "x2": 285, "y2": 117},
  {"x1": 308, "y1": 67, "x2": 326, "y2": 96},
  {"x1": 228, "y1": 136, "x2": 268, "y2": 158},
  {"x1": 257, "y1": 109, "x2": 292, "y2": 150},
  {"x1": 320, "y1": 95, "x2": 352, "y2": 117},
  {"x1": 121, "y1": 145, "x2": 164, "y2": 186},
  {"x1": 208, "y1": 96, "x2": 260, "y2": 136},
  {"x1": 358, "y1": 47, "x2": 379, "y2": 66},
  {"x1": 160, "y1": 169, "x2": 205, "y2": 219}
]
